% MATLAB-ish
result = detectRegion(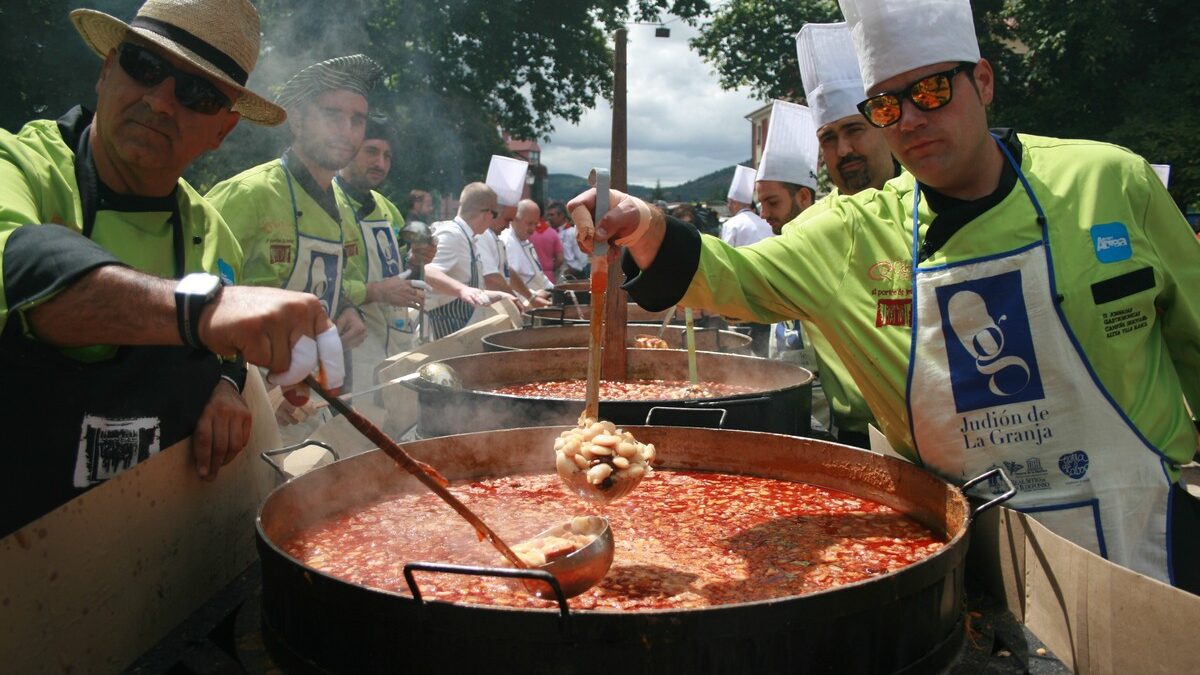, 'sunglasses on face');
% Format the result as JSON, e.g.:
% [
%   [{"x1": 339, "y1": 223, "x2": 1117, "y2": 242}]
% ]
[
  {"x1": 857, "y1": 62, "x2": 976, "y2": 129},
  {"x1": 117, "y1": 42, "x2": 231, "y2": 115}
]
